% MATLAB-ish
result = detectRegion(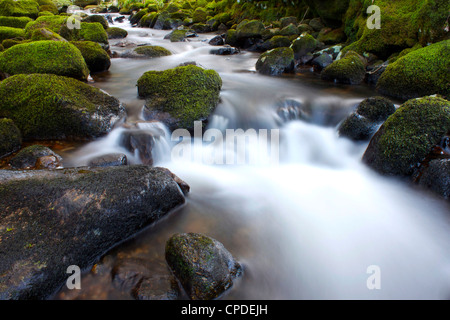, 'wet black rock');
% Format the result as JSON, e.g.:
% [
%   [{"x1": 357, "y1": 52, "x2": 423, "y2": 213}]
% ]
[
  {"x1": 165, "y1": 233, "x2": 242, "y2": 300},
  {"x1": 88, "y1": 153, "x2": 128, "y2": 167},
  {"x1": 0, "y1": 165, "x2": 187, "y2": 299},
  {"x1": 209, "y1": 35, "x2": 225, "y2": 46},
  {"x1": 210, "y1": 46, "x2": 239, "y2": 55},
  {"x1": 311, "y1": 52, "x2": 333, "y2": 71},
  {"x1": 416, "y1": 159, "x2": 450, "y2": 200},
  {"x1": 9, "y1": 145, "x2": 62, "y2": 169}
]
